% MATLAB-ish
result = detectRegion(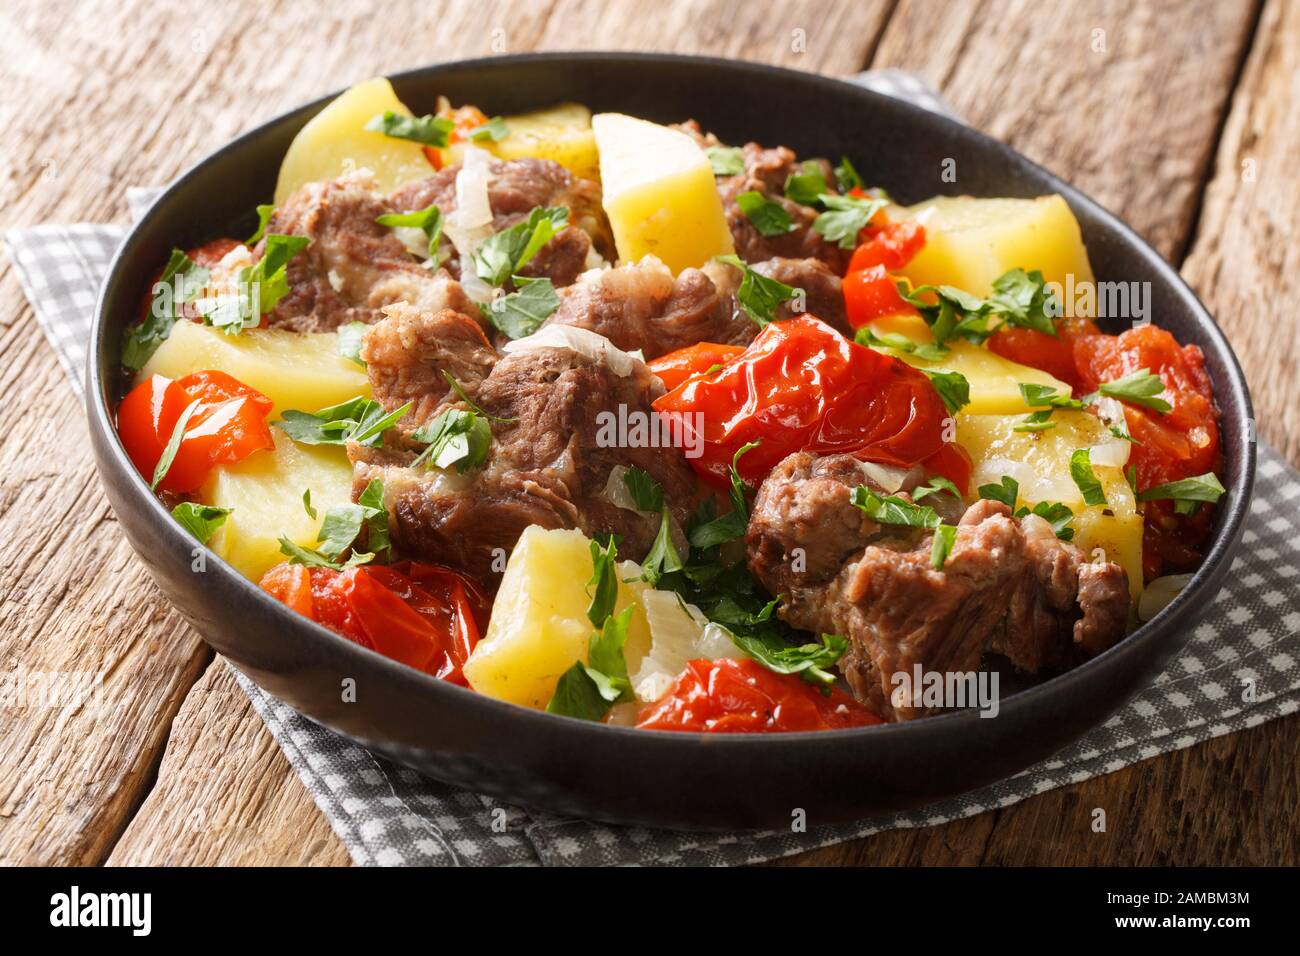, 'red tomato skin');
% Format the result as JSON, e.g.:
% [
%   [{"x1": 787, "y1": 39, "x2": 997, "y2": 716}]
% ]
[
  {"x1": 654, "y1": 316, "x2": 949, "y2": 488},
  {"x1": 848, "y1": 220, "x2": 926, "y2": 273},
  {"x1": 117, "y1": 370, "x2": 275, "y2": 493},
  {"x1": 843, "y1": 264, "x2": 918, "y2": 329},
  {"x1": 1073, "y1": 325, "x2": 1222, "y2": 577},
  {"x1": 985, "y1": 318, "x2": 1100, "y2": 394},
  {"x1": 635, "y1": 658, "x2": 881, "y2": 733},
  {"x1": 647, "y1": 342, "x2": 746, "y2": 391},
  {"x1": 258, "y1": 562, "x2": 487, "y2": 685}
]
